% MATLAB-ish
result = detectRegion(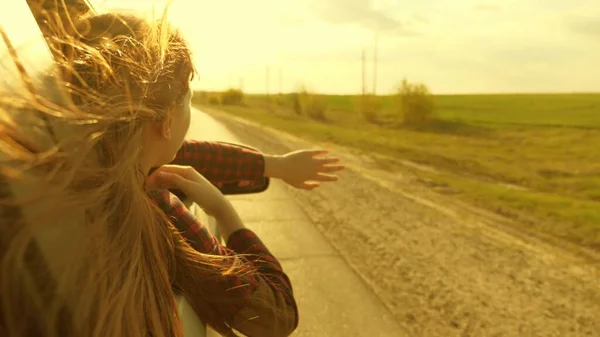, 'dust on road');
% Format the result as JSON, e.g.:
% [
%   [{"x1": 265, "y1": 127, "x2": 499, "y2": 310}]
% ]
[{"x1": 209, "y1": 111, "x2": 600, "y2": 337}]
